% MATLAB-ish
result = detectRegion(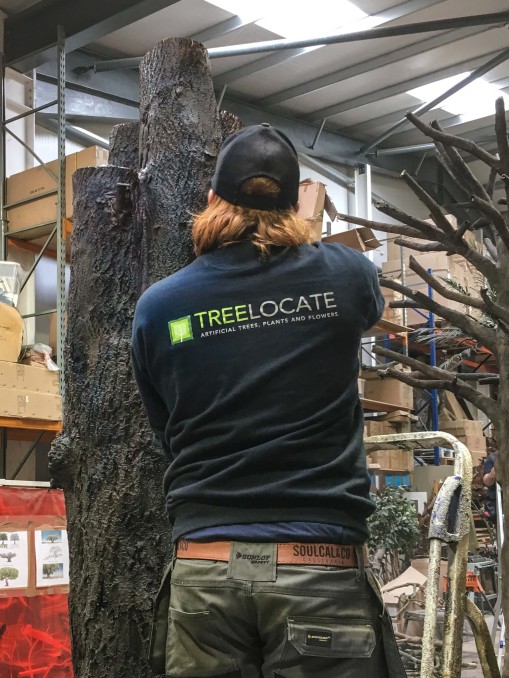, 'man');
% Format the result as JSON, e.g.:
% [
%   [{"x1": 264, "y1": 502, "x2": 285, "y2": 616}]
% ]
[
  {"x1": 132, "y1": 123, "x2": 406, "y2": 677},
  {"x1": 482, "y1": 451, "x2": 498, "y2": 524}
]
